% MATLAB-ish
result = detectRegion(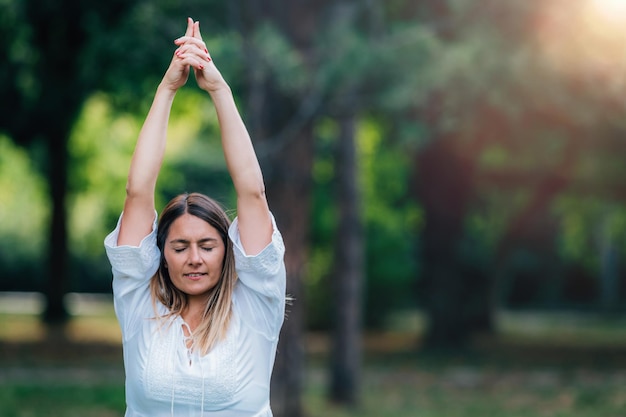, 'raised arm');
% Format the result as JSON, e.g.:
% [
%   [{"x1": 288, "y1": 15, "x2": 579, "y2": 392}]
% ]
[
  {"x1": 117, "y1": 18, "x2": 205, "y2": 246},
  {"x1": 209, "y1": 82, "x2": 272, "y2": 256},
  {"x1": 176, "y1": 21, "x2": 272, "y2": 255}
]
